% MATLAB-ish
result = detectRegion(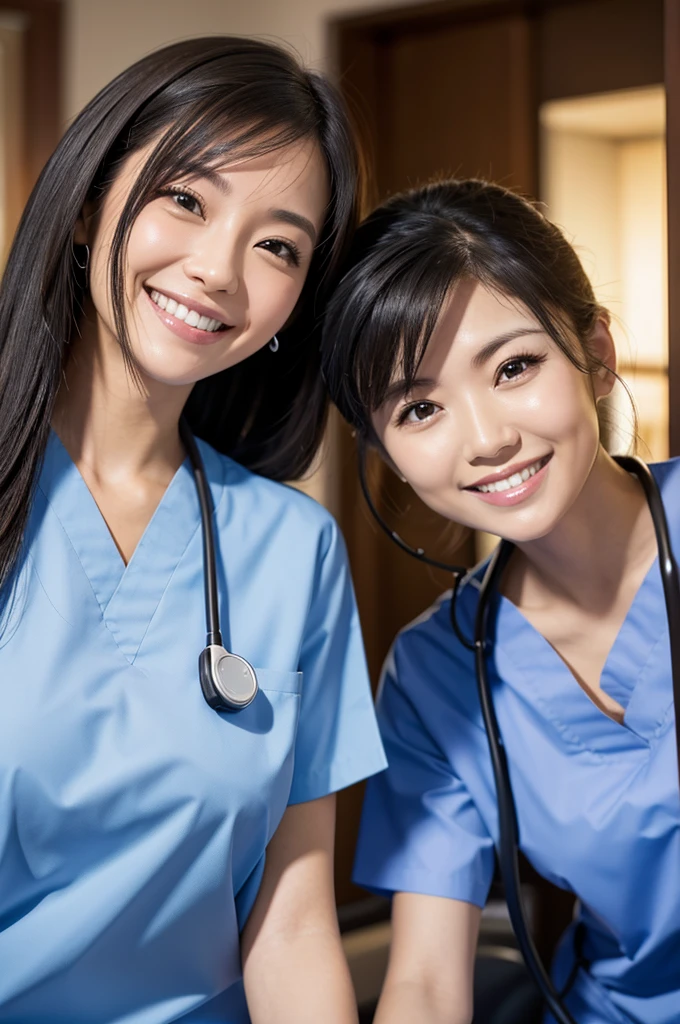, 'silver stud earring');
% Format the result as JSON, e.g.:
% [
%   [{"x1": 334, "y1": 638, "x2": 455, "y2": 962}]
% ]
[{"x1": 269, "y1": 334, "x2": 280, "y2": 353}]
